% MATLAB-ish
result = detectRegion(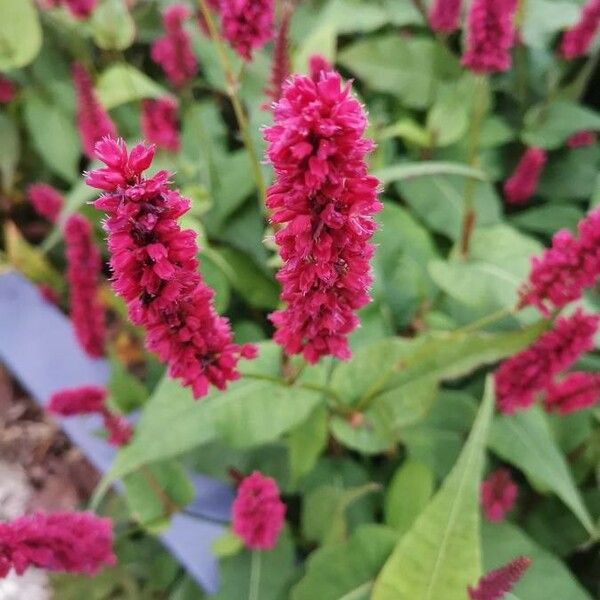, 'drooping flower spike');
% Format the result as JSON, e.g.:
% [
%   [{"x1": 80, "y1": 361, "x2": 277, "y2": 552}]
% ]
[
  {"x1": 0, "y1": 75, "x2": 15, "y2": 103},
  {"x1": 543, "y1": 372, "x2": 600, "y2": 414},
  {"x1": 263, "y1": 1, "x2": 292, "y2": 106},
  {"x1": 0, "y1": 512, "x2": 115, "y2": 578},
  {"x1": 27, "y1": 183, "x2": 64, "y2": 223},
  {"x1": 495, "y1": 309, "x2": 600, "y2": 414},
  {"x1": 141, "y1": 97, "x2": 180, "y2": 152},
  {"x1": 567, "y1": 130, "x2": 597, "y2": 148},
  {"x1": 86, "y1": 137, "x2": 256, "y2": 399},
  {"x1": 503, "y1": 147, "x2": 547, "y2": 205},
  {"x1": 231, "y1": 471, "x2": 286, "y2": 550},
  {"x1": 480, "y1": 468, "x2": 518, "y2": 522},
  {"x1": 519, "y1": 206, "x2": 600, "y2": 315},
  {"x1": 264, "y1": 67, "x2": 381, "y2": 363},
  {"x1": 429, "y1": 0, "x2": 462, "y2": 33},
  {"x1": 64, "y1": 214, "x2": 106, "y2": 358},
  {"x1": 151, "y1": 4, "x2": 198, "y2": 88},
  {"x1": 560, "y1": 0, "x2": 600, "y2": 60},
  {"x1": 72, "y1": 63, "x2": 117, "y2": 159},
  {"x1": 468, "y1": 556, "x2": 532, "y2": 600},
  {"x1": 462, "y1": 0, "x2": 519, "y2": 73}
]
